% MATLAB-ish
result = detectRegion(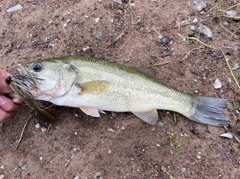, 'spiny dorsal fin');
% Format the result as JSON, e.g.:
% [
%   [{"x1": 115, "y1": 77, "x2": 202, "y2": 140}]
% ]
[{"x1": 132, "y1": 67, "x2": 155, "y2": 79}]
